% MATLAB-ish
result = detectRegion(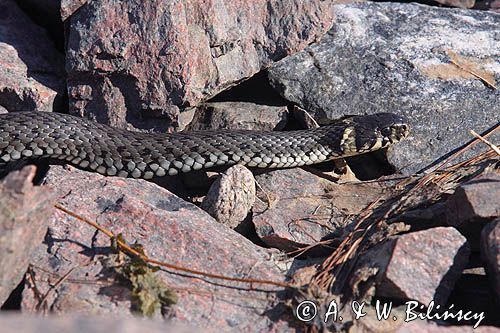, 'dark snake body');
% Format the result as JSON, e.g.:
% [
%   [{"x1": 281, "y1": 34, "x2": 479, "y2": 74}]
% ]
[{"x1": 0, "y1": 112, "x2": 409, "y2": 180}]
